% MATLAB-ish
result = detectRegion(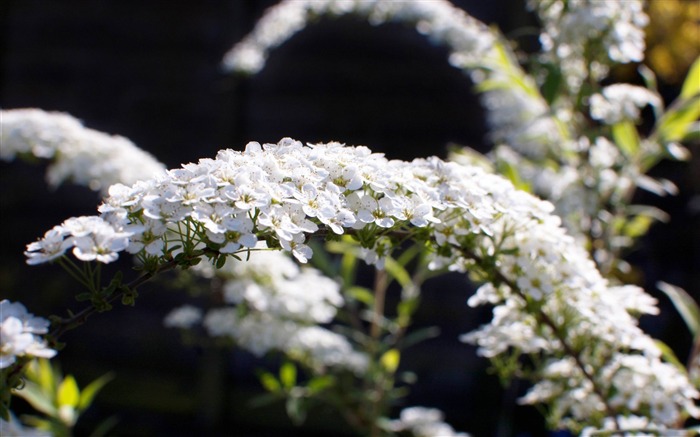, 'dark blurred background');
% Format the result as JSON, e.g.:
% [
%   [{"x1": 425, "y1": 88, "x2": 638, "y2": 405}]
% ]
[{"x1": 1, "y1": 1, "x2": 698, "y2": 436}]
